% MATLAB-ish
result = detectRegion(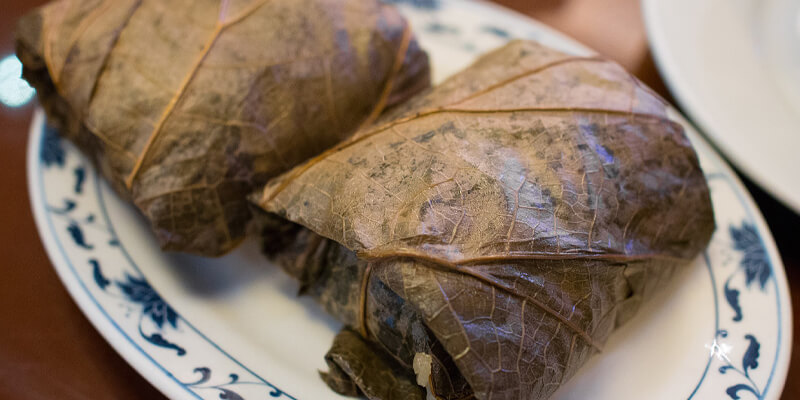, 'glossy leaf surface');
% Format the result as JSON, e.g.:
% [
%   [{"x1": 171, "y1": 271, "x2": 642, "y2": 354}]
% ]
[
  {"x1": 17, "y1": 0, "x2": 430, "y2": 255},
  {"x1": 259, "y1": 40, "x2": 715, "y2": 400}
]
